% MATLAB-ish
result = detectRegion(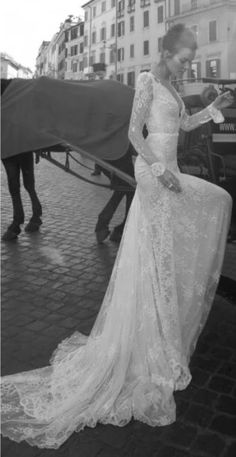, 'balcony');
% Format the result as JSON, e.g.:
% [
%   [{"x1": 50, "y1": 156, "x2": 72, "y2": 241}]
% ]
[{"x1": 167, "y1": 0, "x2": 232, "y2": 19}]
